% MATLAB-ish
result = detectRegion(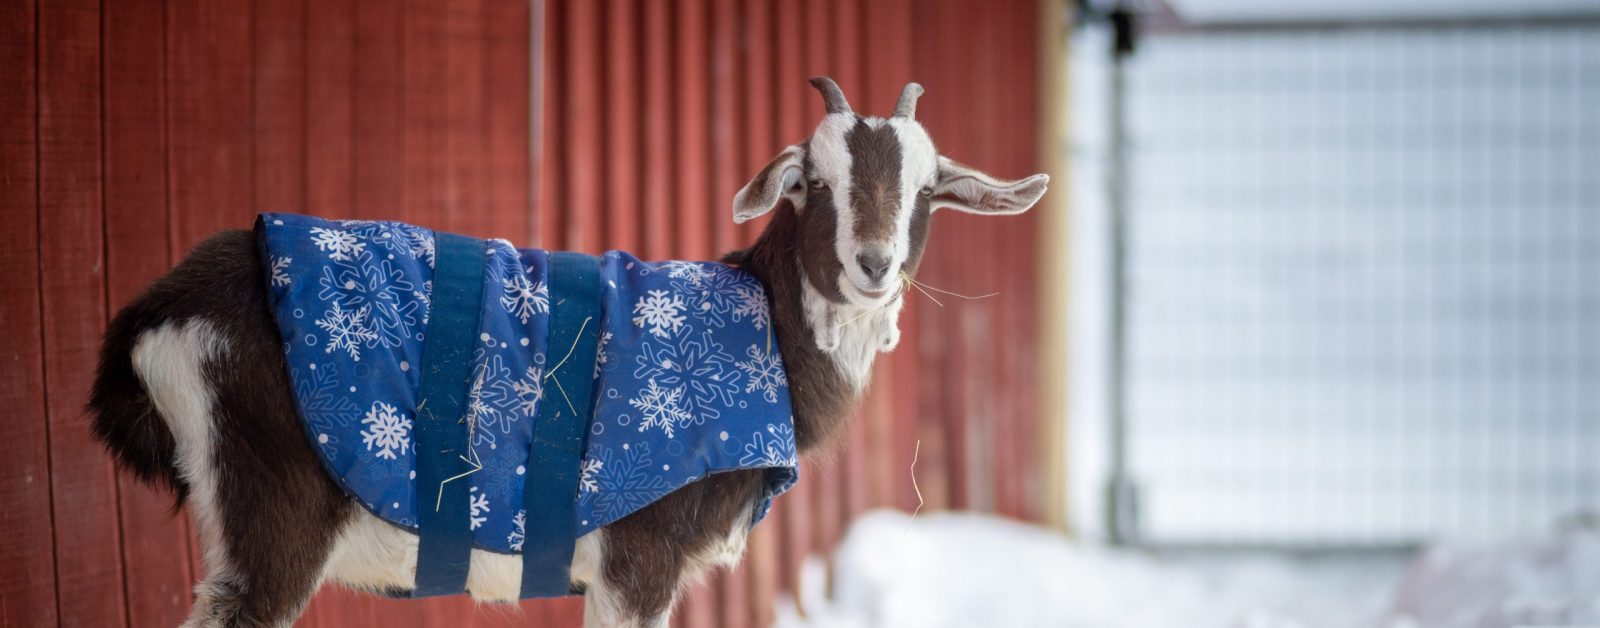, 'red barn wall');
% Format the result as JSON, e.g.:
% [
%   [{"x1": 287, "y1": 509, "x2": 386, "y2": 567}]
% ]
[{"x1": 0, "y1": 0, "x2": 1046, "y2": 626}]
